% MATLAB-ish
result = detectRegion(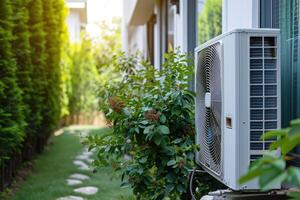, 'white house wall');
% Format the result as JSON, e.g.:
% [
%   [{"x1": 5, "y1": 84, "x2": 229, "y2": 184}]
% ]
[
  {"x1": 128, "y1": 25, "x2": 148, "y2": 58},
  {"x1": 123, "y1": 0, "x2": 188, "y2": 69},
  {"x1": 67, "y1": 11, "x2": 81, "y2": 43},
  {"x1": 222, "y1": 0, "x2": 260, "y2": 33},
  {"x1": 154, "y1": 0, "x2": 162, "y2": 69}
]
